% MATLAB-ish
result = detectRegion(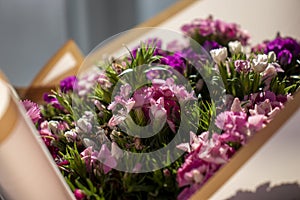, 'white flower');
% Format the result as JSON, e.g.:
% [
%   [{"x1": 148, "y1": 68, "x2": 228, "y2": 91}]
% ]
[
  {"x1": 268, "y1": 51, "x2": 276, "y2": 62},
  {"x1": 252, "y1": 54, "x2": 268, "y2": 72},
  {"x1": 263, "y1": 63, "x2": 277, "y2": 78},
  {"x1": 48, "y1": 120, "x2": 59, "y2": 133},
  {"x1": 64, "y1": 130, "x2": 77, "y2": 142},
  {"x1": 111, "y1": 142, "x2": 124, "y2": 160},
  {"x1": 228, "y1": 41, "x2": 243, "y2": 55},
  {"x1": 210, "y1": 47, "x2": 228, "y2": 64}
]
